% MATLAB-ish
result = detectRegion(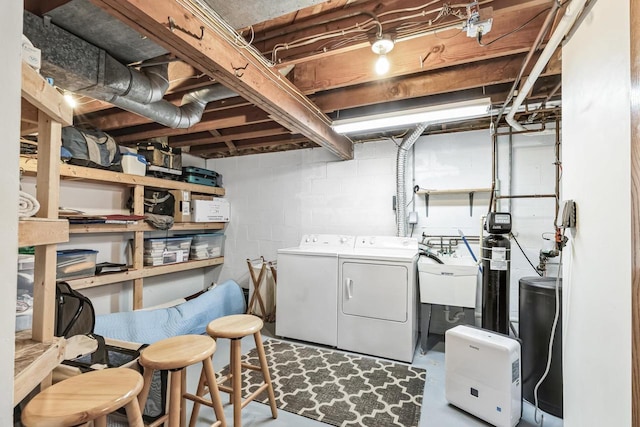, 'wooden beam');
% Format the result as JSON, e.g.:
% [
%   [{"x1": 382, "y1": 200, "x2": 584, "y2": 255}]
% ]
[
  {"x1": 114, "y1": 105, "x2": 271, "y2": 143},
  {"x1": 90, "y1": 0, "x2": 353, "y2": 159},
  {"x1": 208, "y1": 129, "x2": 237, "y2": 154},
  {"x1": 191, "y1": 136, "x2": 309, "y2": 156},
  {"x1": 312, "y1": 50, "x2": 561, "y2": 112},
  {"x1": 21, "y1": 62, "x2": 73, "y2": 126},
  {"x1": 631, "y1": 0, "x2": 640, "y2": 424},
  {"x1": 290, "y1": 2, "x2": 550, "y2": 94},
  {"x1": 172, "y1": 125, "x2": 290, "y2": 147},
  {"x1": 85, "y1": 96, "x2": 249, "y2": 131}
]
